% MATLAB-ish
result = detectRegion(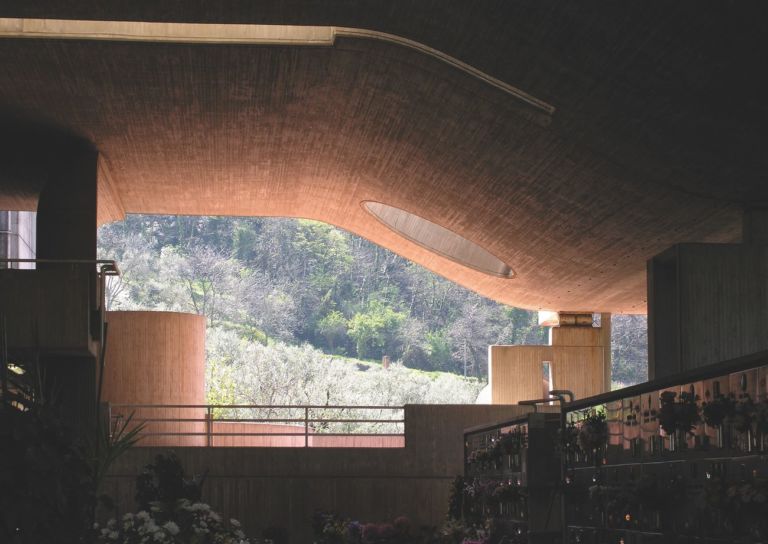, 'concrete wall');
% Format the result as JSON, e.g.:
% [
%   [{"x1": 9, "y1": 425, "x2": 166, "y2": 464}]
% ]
[
  {"x1": 489, "y1": 324, "x2": 609, "y2": 404},
  {"x1": 0, "y1": 266, "x2": 98, "y2": 355},
  {"x1": 648, "y1": 243, "x2": 768, "y2": 378},
  {"x1": 104, "y1": 404, "x2": 536, "y2": 544}
]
